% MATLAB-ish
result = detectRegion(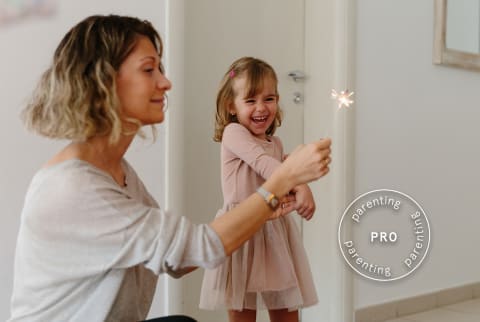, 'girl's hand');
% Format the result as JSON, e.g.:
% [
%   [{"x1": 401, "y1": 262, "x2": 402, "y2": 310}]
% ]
[
  {"x1": 267, "y1": 194, "x2": 296, "y2": 220},
  {"x1": 291, "y1": 184, "x2": 316, "y2": 220}
]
